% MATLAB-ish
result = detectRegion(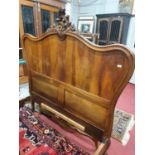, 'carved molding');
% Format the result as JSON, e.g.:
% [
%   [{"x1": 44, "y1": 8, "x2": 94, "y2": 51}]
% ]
[{"x1": 47, "y1": 9, "x2": 76, "y2": 40}]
